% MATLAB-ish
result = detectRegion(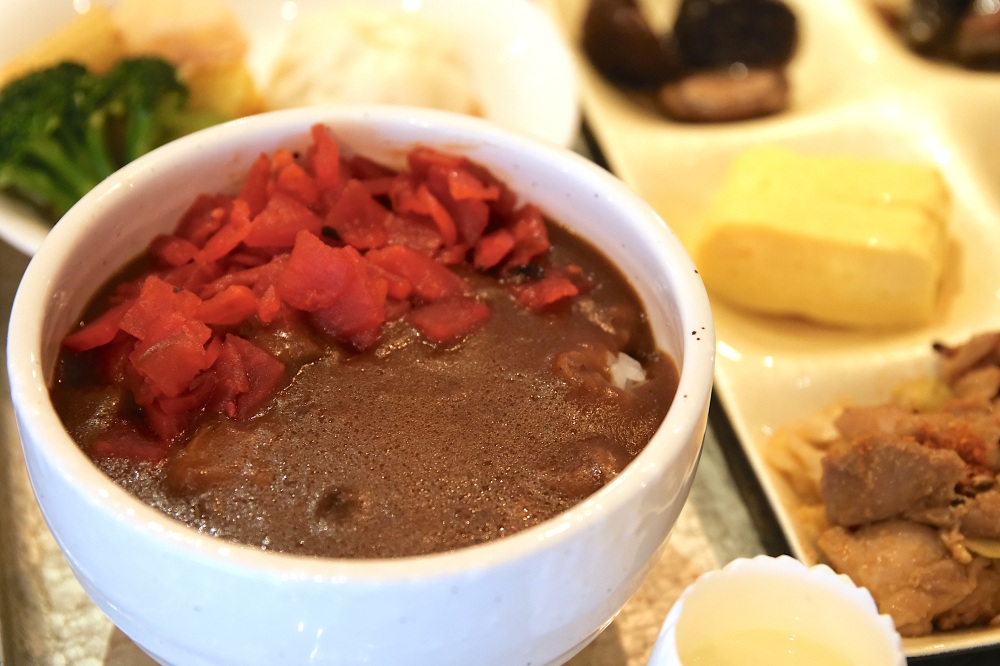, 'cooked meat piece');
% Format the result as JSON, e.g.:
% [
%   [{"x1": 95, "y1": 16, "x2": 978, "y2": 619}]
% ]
[
  {"x1": 962, "y1": 488, "x2": 1000, "y2": 539},
  {"x1": 538, "y1": 435, "x2": 632, "y2": 501},
  {"x1": 165, "y1": 420, "x2": 278, "y2": 496},
  {"x1": 954, "y1": 9, "x2": 1000, "y2": 69},
  {"x1": 657, "y1": 67, "x2": 789, "y2": 123},
  {"x1": 936, "y1": 332, "x2": 1000, "y2": 385},
  {"x1": 836, "y1": 401, "x2": 1000, "y2": 472},
  {"x1": 951, "y1": 365, "x2": 1000, "y2": 402},
  {"x1": 818, "y1": 520, "x2": 980, "y2": 636},
  {"x1": 671, "y1": 0, "x2": 798, "y2": 70},
  {"x1": 900, "y1": 408, "x2": 1000, "y2": 472},
  {"x1": 52, "y1": 383, "x2": 129, "y2": 449},
  {"x1": 574, "y1": 296, "x2": 641, "y2": 349},
  {"x1": 935, "y1": 557, "x2": 1000, "y2": 632},
  {"x1": 903, "y1": 505, "x2": 962, "y2": 530},
  {"x1": 821, "y1": 436, "x2": 965, "y2": 527},
  {"x1": 833, "y1": 403, "x2": 911, "y2": 441},
  {"x1": 552, "y1": 342, "x2": 618, "y2": 399},
  {"x1": 806, "y1": 331, "x2": 1000, "y2": 638}
]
